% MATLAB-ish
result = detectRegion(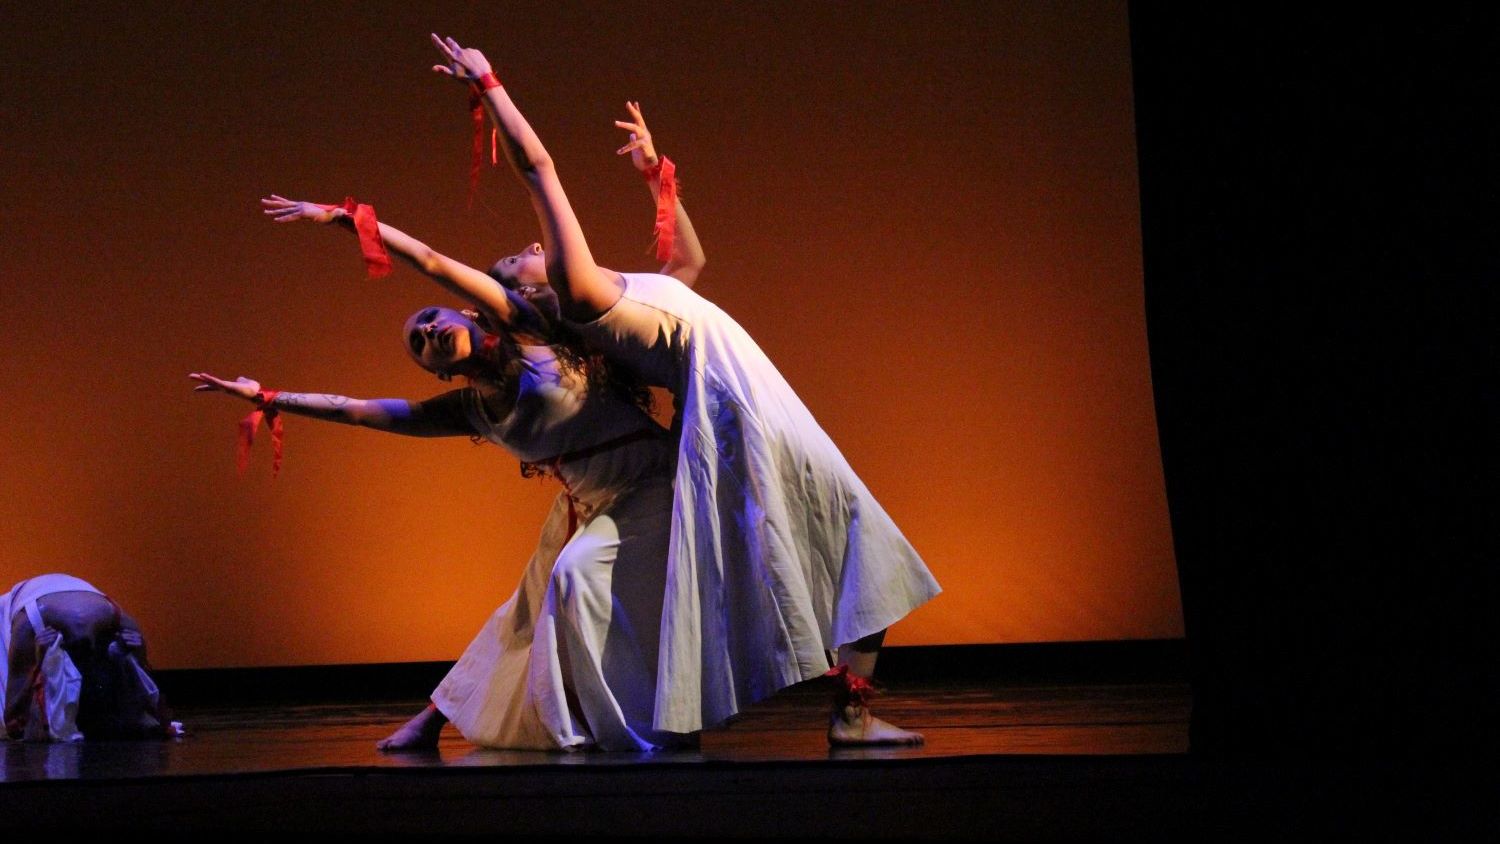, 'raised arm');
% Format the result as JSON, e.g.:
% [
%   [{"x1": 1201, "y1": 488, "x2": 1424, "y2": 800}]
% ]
[
  {"x1": 260, "y1": 196, "x2": 545, "y2": 337},
  {"x1": 189, "y1": 373, "x2": 475, "y2": 438},
  {"x1": 615, "y1": 101, "x2": 707, "y2": 287},
  {"x1": 432, "y1": 34, "x2": 621, "y2": 321}
]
